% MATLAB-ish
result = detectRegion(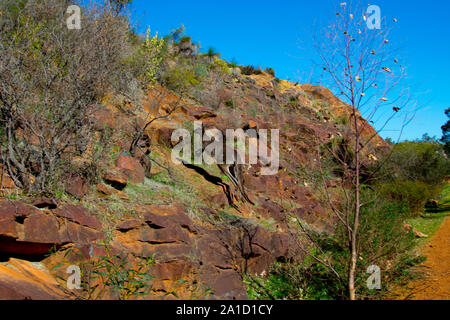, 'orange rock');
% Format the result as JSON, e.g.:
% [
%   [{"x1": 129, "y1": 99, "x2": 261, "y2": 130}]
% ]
[
  {"x1": 248, "y1": 120, "x2": 257, "y2": 129},
  {"x1": 103, "y1": 171, "x2": 128, "y2": 190},
  {"x1": 0, "y1": 258, "x2": 72, "y2": 300},
  {"x1": 116, "y1": 154, "x2": 145, "y2": 184},
  {"x1": 65, "y1": 173, "x2": 88, "y2": 199},
  {"x1": 97, "y1": 183, "x2": 113, "y2": 196},
  {"x1": 0, "y1": 171, "x2": 16, "y2": 189}
]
